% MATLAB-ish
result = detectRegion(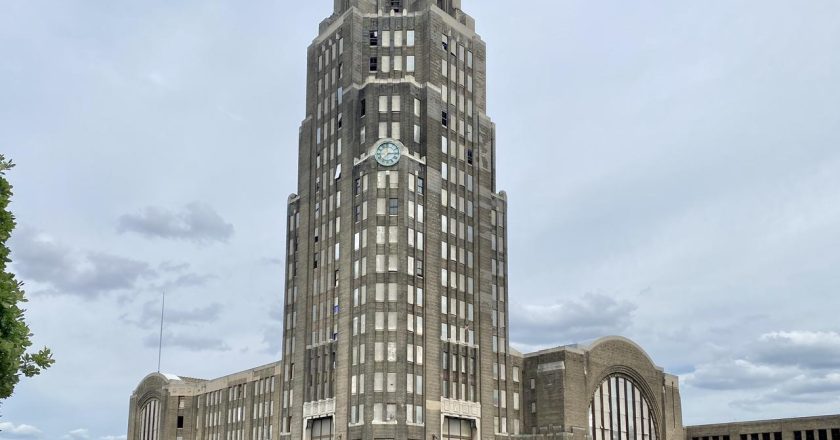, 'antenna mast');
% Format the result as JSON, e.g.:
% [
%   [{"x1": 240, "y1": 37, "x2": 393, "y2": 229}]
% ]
[{"x1": 157, "y1": 291, "x2": 165, "y2": 373}]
